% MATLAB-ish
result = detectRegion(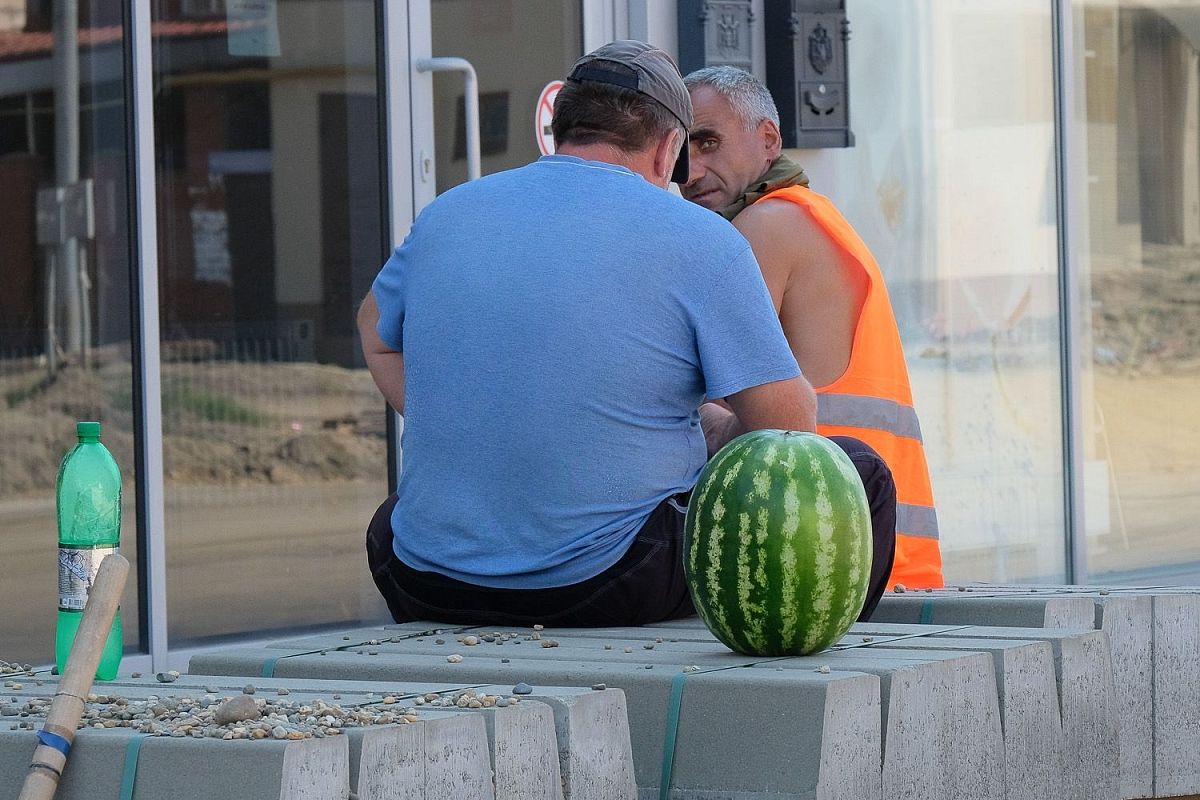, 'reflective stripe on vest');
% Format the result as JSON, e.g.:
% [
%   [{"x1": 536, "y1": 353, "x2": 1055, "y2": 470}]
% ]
[
  {"x1": 897, "y1": 503, "x2": 940, "y2": 540},
  {"x1": 817, "y1": 393, "x2": 924, "y2": 442}
]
